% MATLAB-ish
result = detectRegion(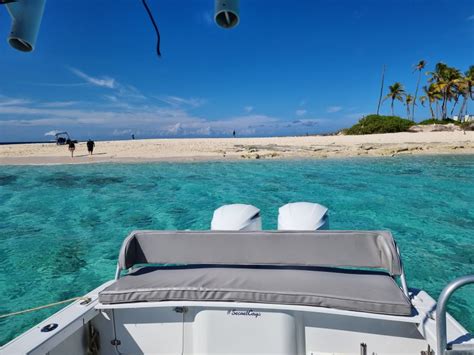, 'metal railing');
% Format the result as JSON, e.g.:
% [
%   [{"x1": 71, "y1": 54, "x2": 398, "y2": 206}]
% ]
[
  {"x1": 396, "y1": 245, "x2": 409, "y2": 298},
  {"x1": 436, "y1": 275, "x2": 474, "y2": 355}
]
